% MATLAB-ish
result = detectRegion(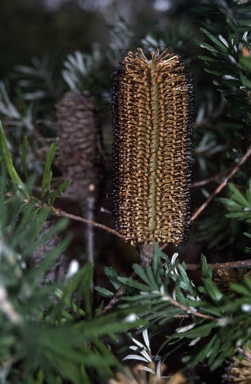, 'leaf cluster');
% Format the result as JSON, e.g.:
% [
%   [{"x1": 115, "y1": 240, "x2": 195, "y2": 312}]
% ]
[
  {"x1": 0, "y1": 123, "x2": 146, "y2": 383},
  {"x1": 220, "y1": 179, "x2": 251, "y2": 224},
  {"x1": 198, "y1": 1, "x2": 251, "y2": 125},
  {"x1": 1, "y1": 1, "x2": 251, "y2": 382},
  {"x1": 104, "y1": 248, "x2": 251, "y2": 372}
]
